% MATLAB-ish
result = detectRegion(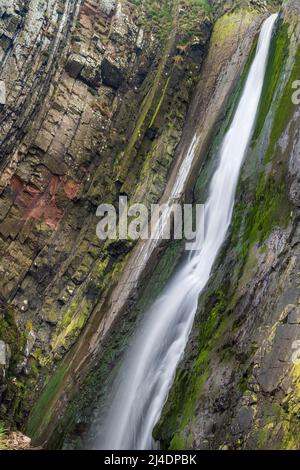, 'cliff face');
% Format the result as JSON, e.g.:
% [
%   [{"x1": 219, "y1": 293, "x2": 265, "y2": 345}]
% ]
[
  {"x1": 0, "y1": 0, "x2": 212, "y2": 441},
  {"x1": 0, "y1": 0, "x2": 299, "y2": 451},
  {"x1": 155, "y1": 0, "x2": 300, "y2": 450}
]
